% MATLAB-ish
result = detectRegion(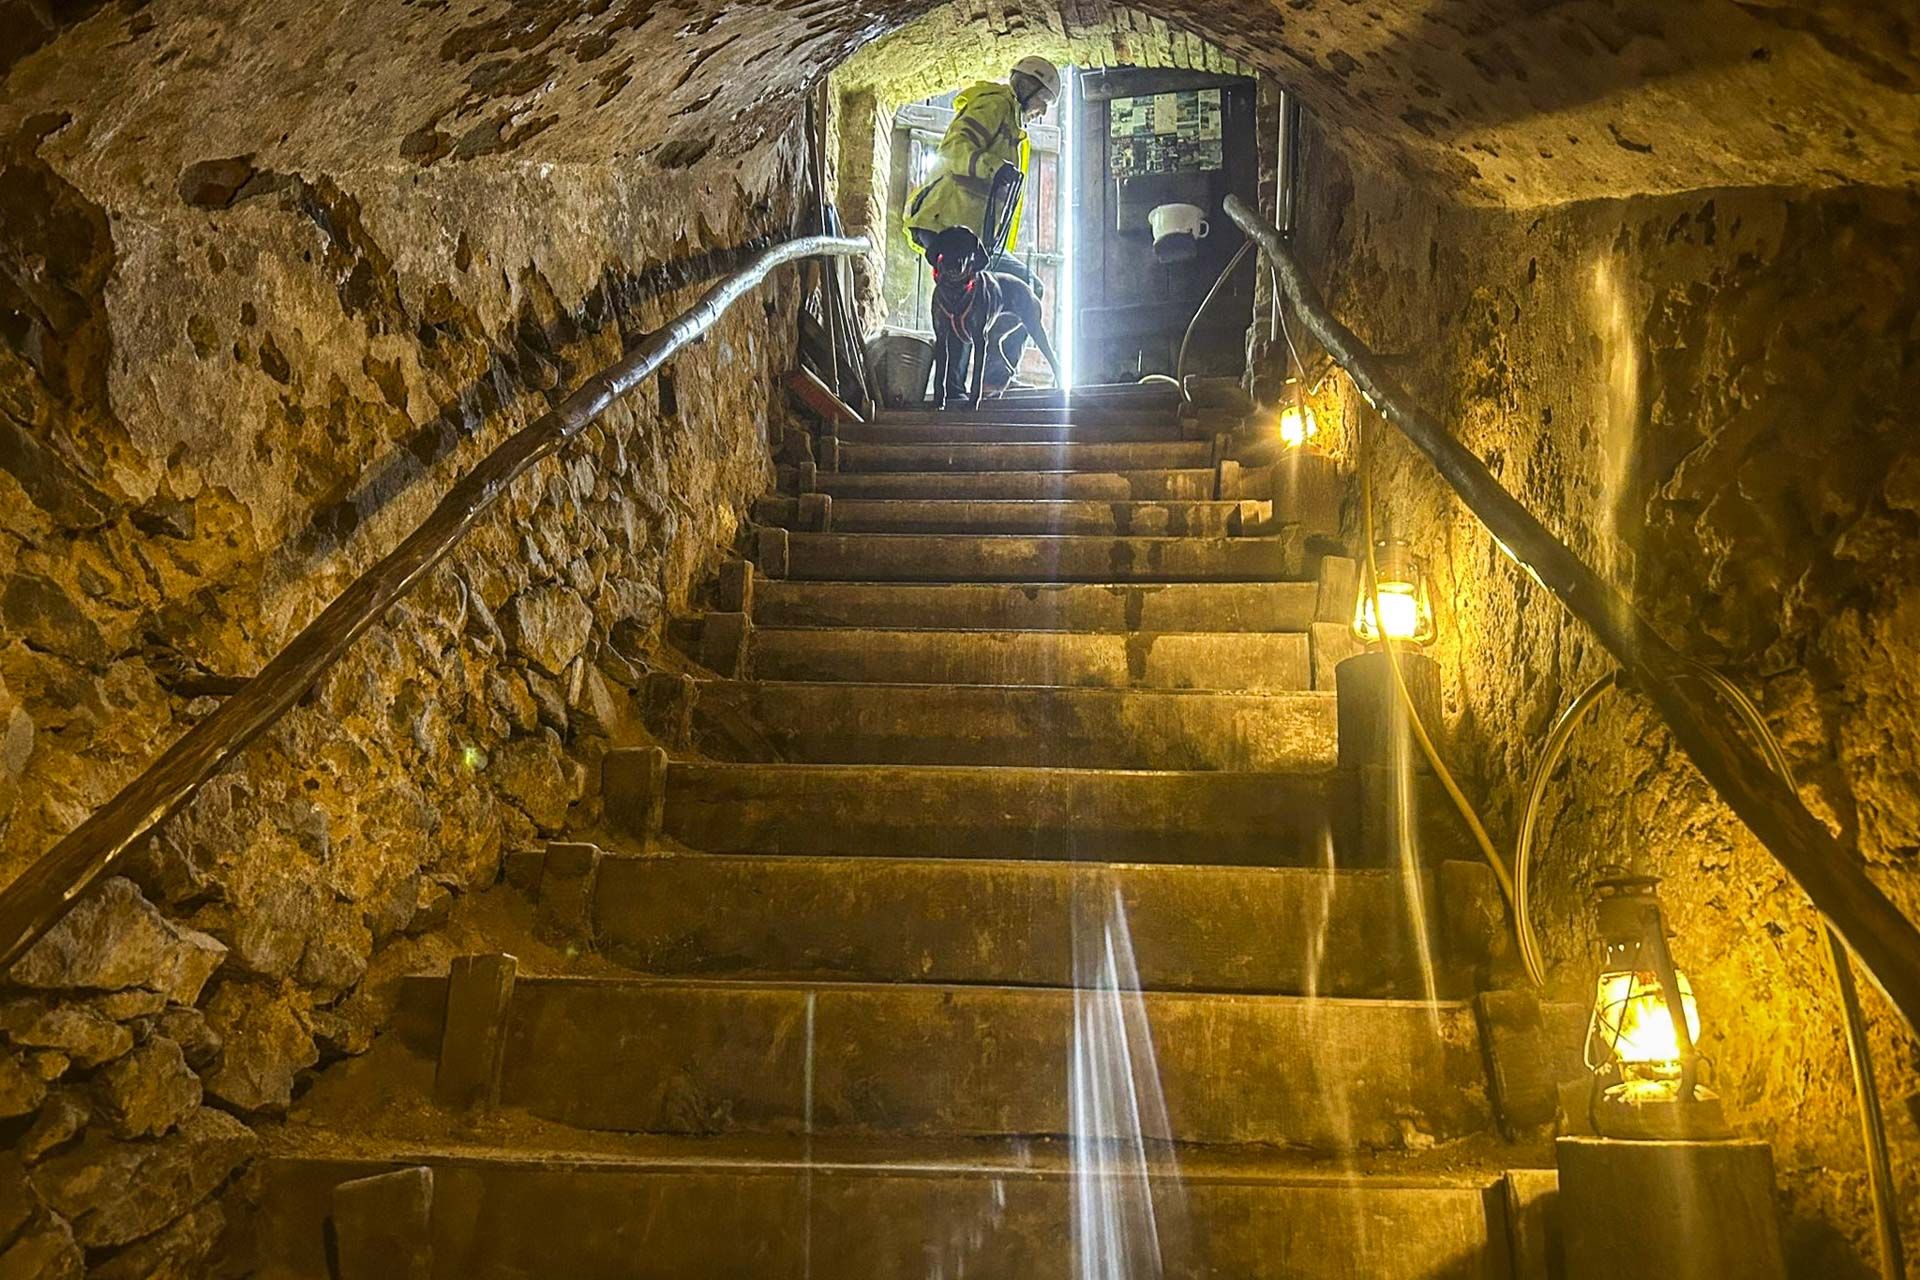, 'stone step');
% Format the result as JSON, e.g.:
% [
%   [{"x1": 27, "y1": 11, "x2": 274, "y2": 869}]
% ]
[
  {"x1": 837, "y1": 420, "x2": 1190, "y2": 444},
  {"x1": 605, "y1": 758, "x2": 1337, "y2": 864},
  {"x1": 752, "y1": 580, "x2": 1322, "y2": 633},
  {"x1": 1002, "y1": 378, "x2": 1179, "y2": 395},
  {"x1": 840, "y1": 441, "x2": 1212, "y2": 472},
  {"x1": 875, "y1": 405, "x2": 1215, "y2": 428},
  {"x1": 688, "y1": 681, "x2": 1335, "y2": 770},
  {"x1": 748, "y1": 627, "x2": 1312, "y2": 690},
  {"x1": 582, "y1": 852, "x2": 1440, "y2": 997},
  {"x1": 387, "y1": 973, "x2": 1492, "y2": 1147},
  {"x1": 999, "y1": 379, "x2": 1181, "y2": 403},
  {"x1": 254, "y1": 1143, "x2": 1517, "y2": 1280},
  {"x1": 816, "y1": 468, "x2": 1218, "y2": 501},
  {"x1": 825, "y1": 498, "x2": 1250, "y2": 536},
  {"x1": 784, "y1": 532, "x2": 1309, "y2": 583}
]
